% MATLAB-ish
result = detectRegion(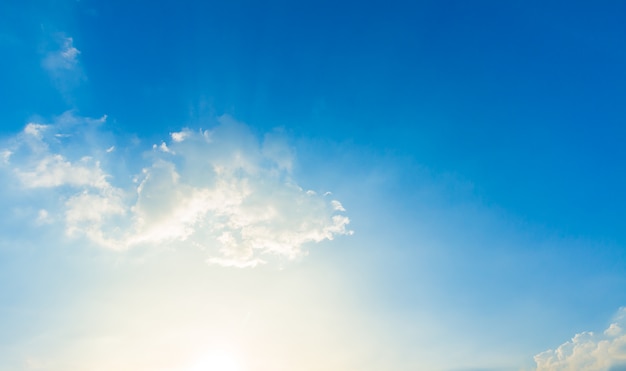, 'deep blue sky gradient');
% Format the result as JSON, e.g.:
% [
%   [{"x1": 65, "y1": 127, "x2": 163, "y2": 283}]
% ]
[
  {"x1": 1, "y1": 2, "x2": 626, "y2": 367},
  {"x1": 2, "y1": 1, "x2": 625, "y2": 244}
]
